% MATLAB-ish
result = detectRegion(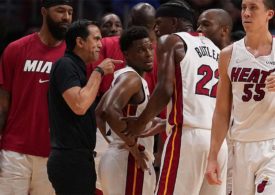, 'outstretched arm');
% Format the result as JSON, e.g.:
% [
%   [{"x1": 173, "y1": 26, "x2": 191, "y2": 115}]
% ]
[
  {"x1": 63, "y1": 58, "x2": 121, "y2": 115},
  {"x1": 206, "y1": 45, "x2": 233, "y2": 185}
]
